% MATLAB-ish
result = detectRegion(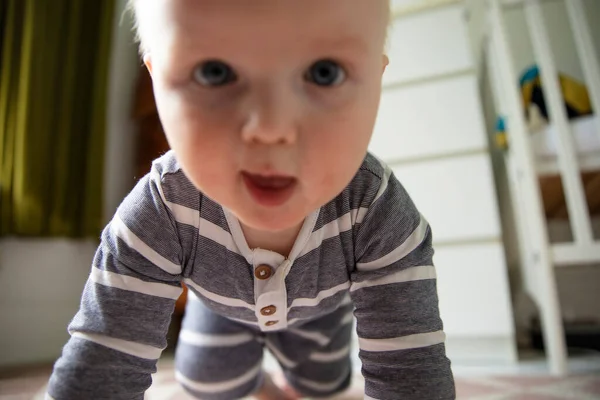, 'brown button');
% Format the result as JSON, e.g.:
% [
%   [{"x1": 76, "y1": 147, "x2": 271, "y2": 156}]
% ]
[
  {"x1": 260, "y1": 305, "x2": 277, "y2": 316},
  {"x1": 254, "y1": 265, "x2": 273, "y2": 280},
  {"x1": 265, "y1": 320, "x2": 279, "y2": 327}
]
